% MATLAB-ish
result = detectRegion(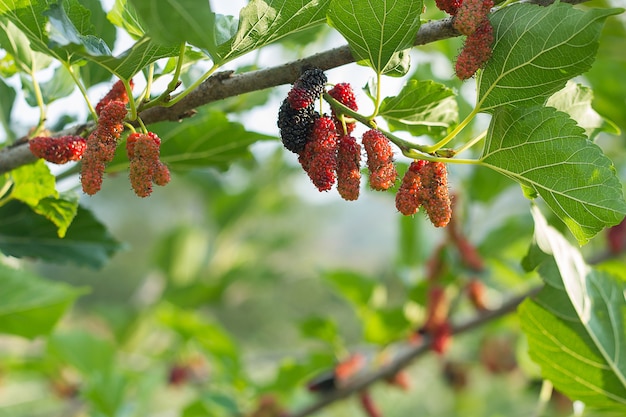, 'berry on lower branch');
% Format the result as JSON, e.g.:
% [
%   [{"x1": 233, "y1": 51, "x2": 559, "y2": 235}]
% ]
[
  {"x1": 455, "y1": 19, "x2": 494, "y2": 80},
  {"x1": 419, "y1": 161, "x2": 452, "y2": 227},
  {"x1": 396, "y1": 160, "x2": 427, "y2": 215},
  {"x1": 127, "y1": 132, "x2": 170, "y2": 197},
  {"x1": 362, "y1": 130, "x2": 397, "y2": 191},
  {"x1": 29, "y1": 135, "x2": 87, "y2": 164}
]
